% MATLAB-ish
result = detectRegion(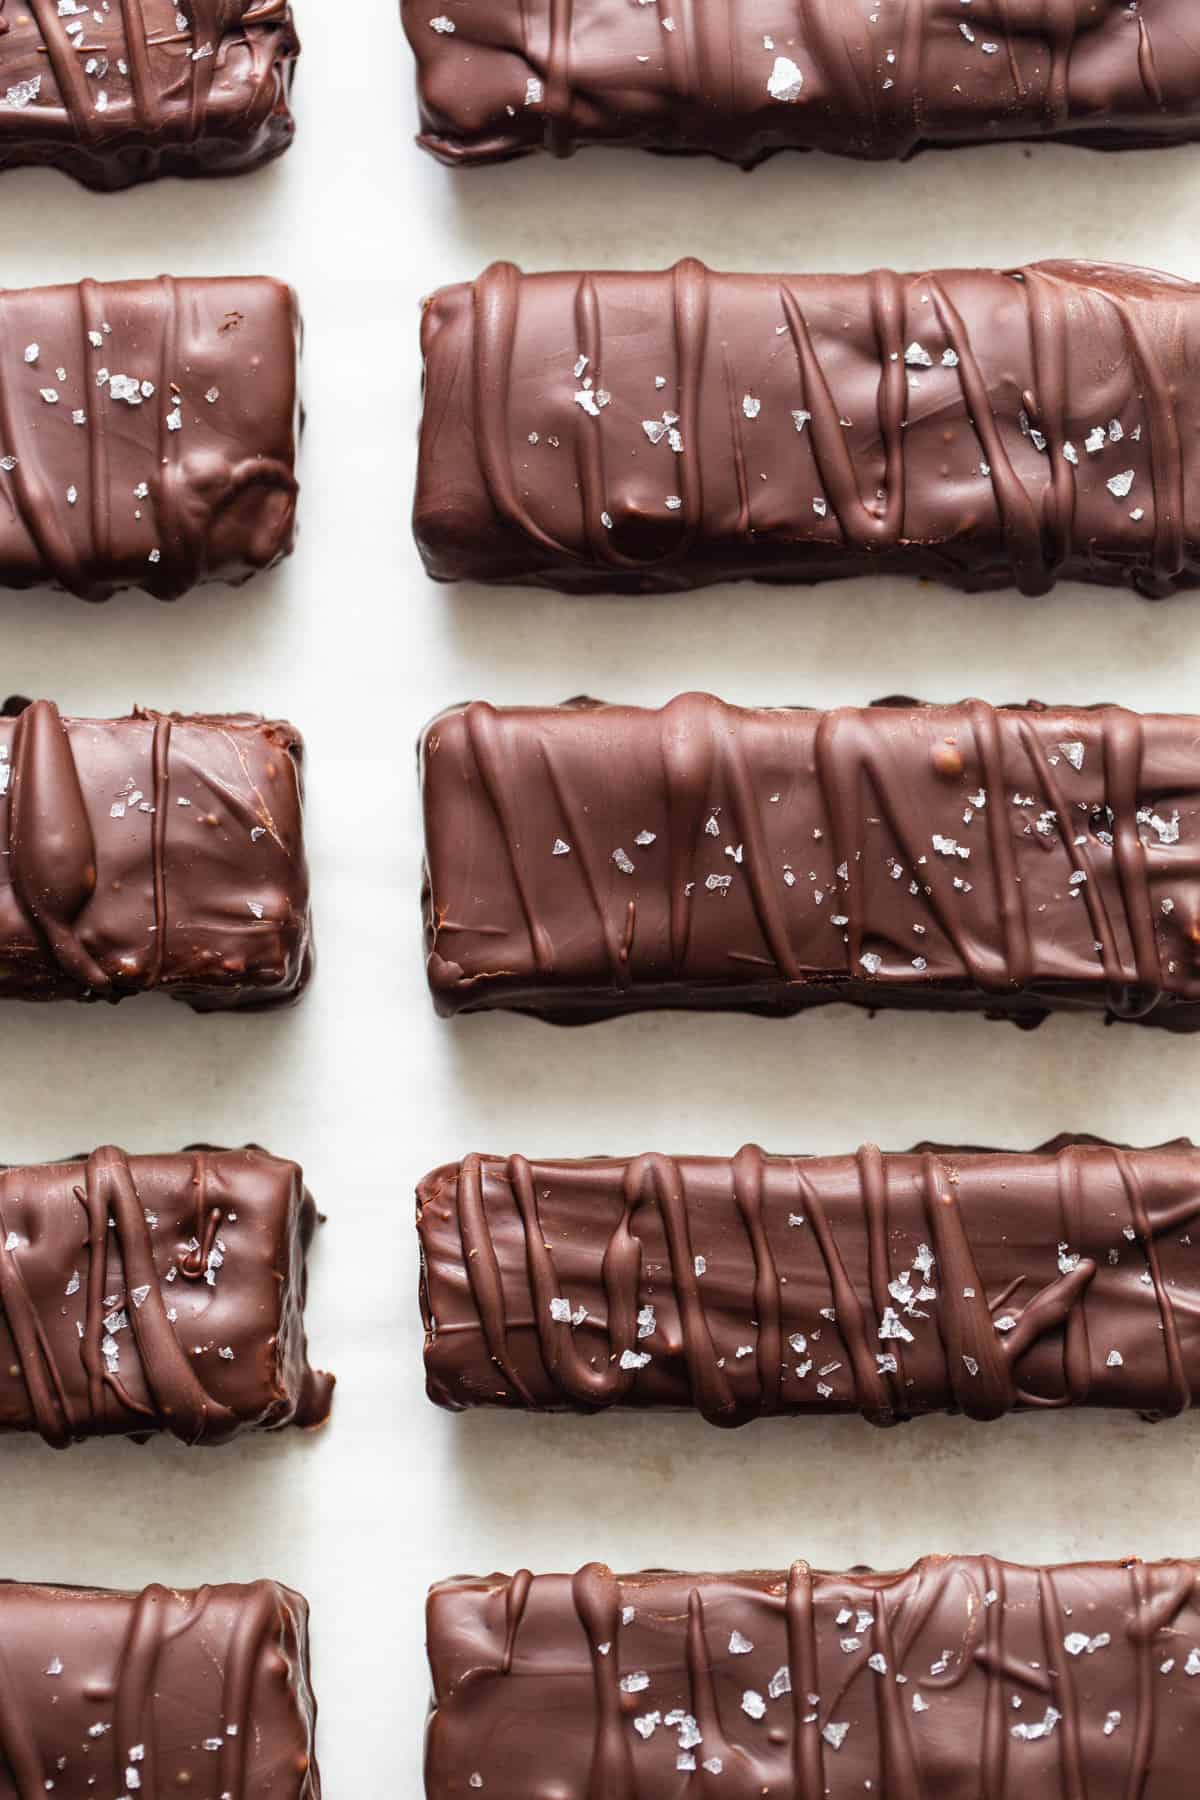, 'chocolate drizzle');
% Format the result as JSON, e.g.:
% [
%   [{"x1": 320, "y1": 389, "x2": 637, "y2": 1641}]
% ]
[
  {"x1": 0, "y1": 700, "x2": 310, "y2": 1009},
  {"x1": 9, "y1": 700, "x2": 108, "y2": 993},
  {"x1": 418, "y1": 1139, "x2": 1200, "y2": 1426},
  {"x1": 0, "y1": 1171, "x2": 75, "y2": 1448},
  {"x1": 417, "y1": 260, "x2": 1199, "y2": 598},
  {"x1": 0, "y1": 1, "x2": 299, "y2": 189},
  {"x1": 785, "y1": 1562, "x2": 825, "y2": 1797},
  {"x1": 571, "y1": 1565, "x2": 637, "y2": 1800},
  {"x1": 0, "y1": 1580, "x2": 319, "y2": 1797},
  {"x1": 146, "y1": 712, "x2": 171, "y2": 983},
  {"x1": 0, "y1": 1145, "x2": 333, "y2": 1447},
  {"x1": 0, "y1": 305, "x2": 88, "y2": 597},
  {"x1": 426, "y1": 1558, "x2": 1200, "y2": 1800},
  {"x1": 0, "y1": 276, "x2": 299, "y2": 602},
  {"x1": 0, "y1": 1636, "x2": 46, "y2": 1796},
  {"x1": 403, "y1": 0, "x2": 1196, "y2": 167},
  {"x1": 27, "y1": 0, "x2": 98, "y2": 147},
  {"x1": 88, "y1": 1145, "x2": 238, "y2": 1440},
  {"x1": 422, "y1": 694, "x2": 1200, "y2": 1027}
]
